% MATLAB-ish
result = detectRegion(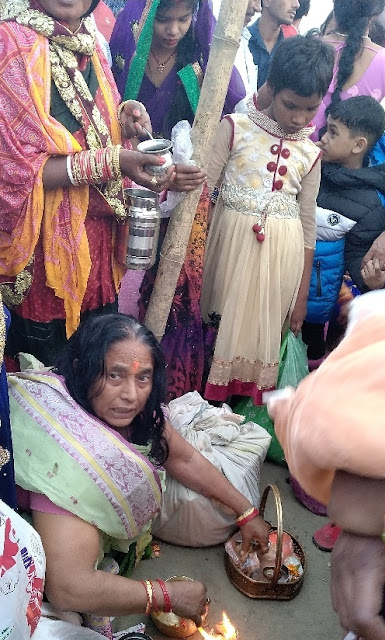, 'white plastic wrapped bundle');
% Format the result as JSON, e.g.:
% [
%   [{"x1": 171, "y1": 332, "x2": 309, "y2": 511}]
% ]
[{"x1": 152, "y1": 392, "x2": 271, "y2": 546}]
